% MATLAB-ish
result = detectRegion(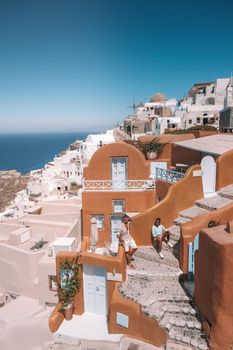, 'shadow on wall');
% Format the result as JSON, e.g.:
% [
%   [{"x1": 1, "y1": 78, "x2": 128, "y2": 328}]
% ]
[
  {"x1": 216, "y1": 149, "x2": 233, "y2": 190},
  {"x1": 180, "y1": 201, "x2": 233, "y2": 273},
  {"x1": 108, "y1": 282, "x2": 167, "y2": 347},
  {"x1": 180, "y1": 148, "x2": 233, "y2": 273},
  {"x1": 195, "y1": 226, "x2": 233, "y2": 350},
  {"x1": 131, "y1": 165, "x2": 204, "y2": 246}
]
